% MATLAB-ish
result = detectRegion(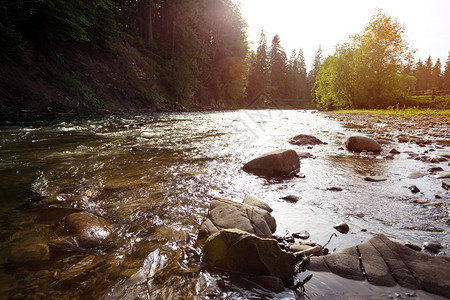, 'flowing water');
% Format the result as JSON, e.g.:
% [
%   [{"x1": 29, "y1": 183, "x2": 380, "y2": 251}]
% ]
[{"x1": 0, "y1": 110, "x2": 448, "y2": 299}]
